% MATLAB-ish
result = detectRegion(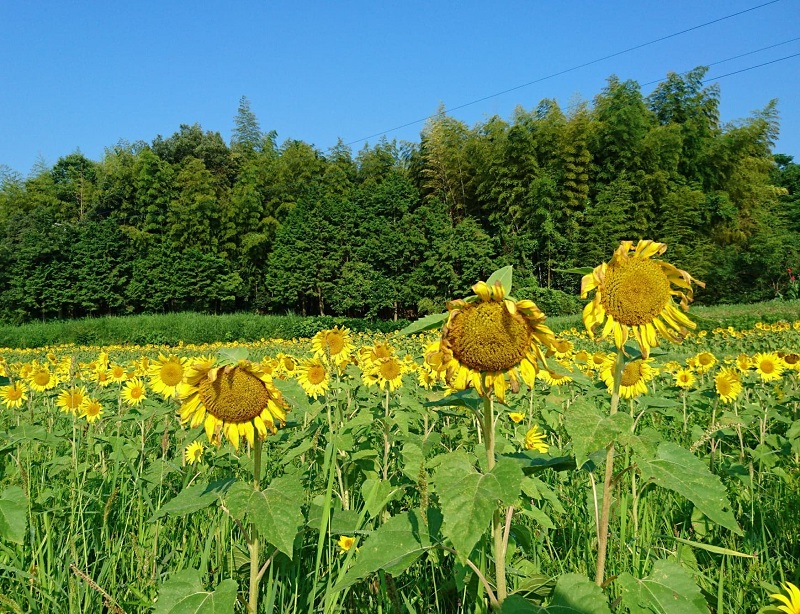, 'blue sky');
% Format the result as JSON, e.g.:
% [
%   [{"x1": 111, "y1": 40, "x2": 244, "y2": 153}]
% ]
[{"x1": 1, "y1": 0, "x2": 798, "y2": 176}]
